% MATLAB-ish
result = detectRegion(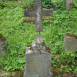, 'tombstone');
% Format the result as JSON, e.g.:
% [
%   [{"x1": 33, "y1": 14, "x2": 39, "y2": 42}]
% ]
[
  {"x1": 63, "y1": 33, "x2": 77, "y2": 54},
  {"x1": 0, "y1": 33, "x2": 7, "y2": 58},
  {"x1": 24, "y1": 0, "x2": 53, "y2": 77},
  {"x1": 66, "y1": 0, "x2": 73, "y2": 10},
  {"x1": 24, "y1": 35, "x2": 52, "y2": 77},
  {"x1": 24, "y1": 0, "x2": 53, "y2": 31}
]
